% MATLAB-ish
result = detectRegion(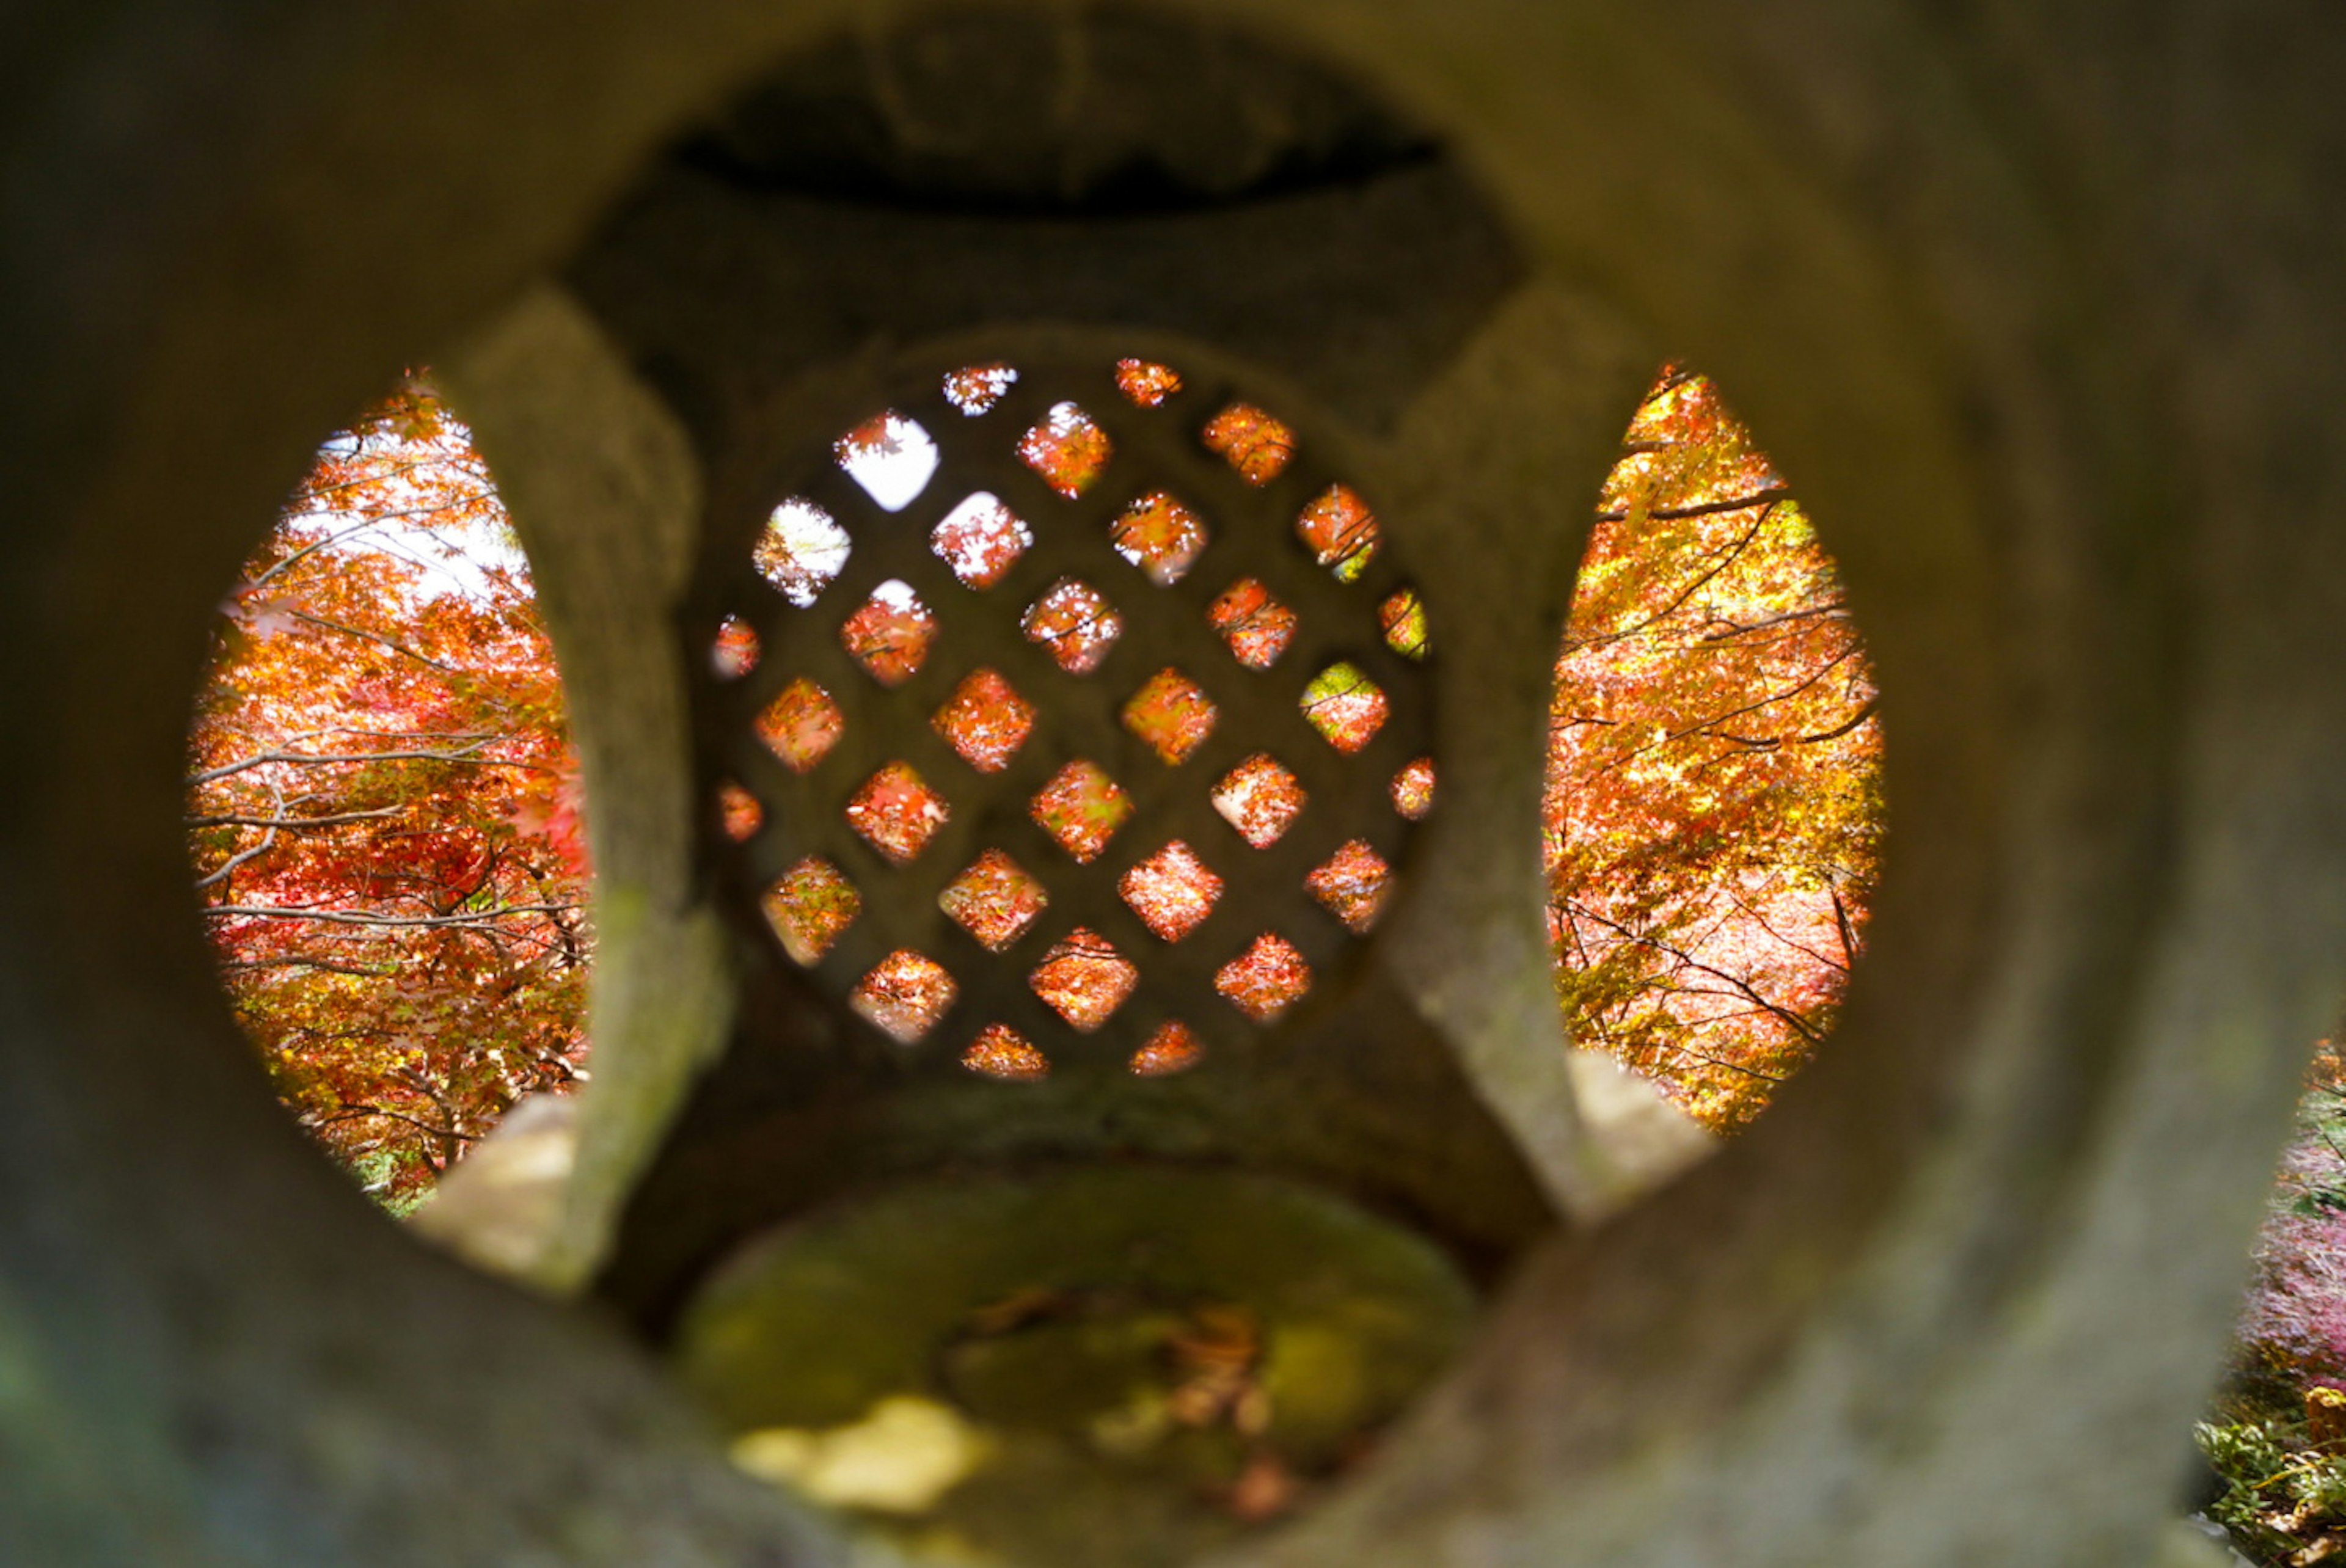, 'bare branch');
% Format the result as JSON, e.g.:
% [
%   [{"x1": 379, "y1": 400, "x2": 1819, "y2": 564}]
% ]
[
  {"x1": 201, "y1": 902, "x2": 580, "y2": 930},
  {"x1": 1592, "y1": 484, "x2": 1792, "y2": 525},
  {"x1": 1706, "y1": 695, "x2": 1880, "y2": 752},
  {"x1": 217, "y1": 957, "x2": 400, "y2": 979},
  {"x1": 240, "y1": 516, "x2": 395, "y2": 592},
  {"x1": 310, "y1": 1104, "x2": 479, "y2": 1145},
  {"x1": 286, "y1": 609, "x2": 459, "y2": 674},
  {"x1": 1557, "y1": 897, "x2": 1825, "y2": 1049},
  {"x1": 1565, "y1": 503, "x2": 1781, "y2": 654},
  {"x1": 1696, "y1": 602, "x2": 1849, "y2": 640},
  {"x1": 185, "y1": 806, "x2": 406, "y2": 831},
  {"x1": 190, "y1": 744, "x2": 556, "y2": 786}
]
